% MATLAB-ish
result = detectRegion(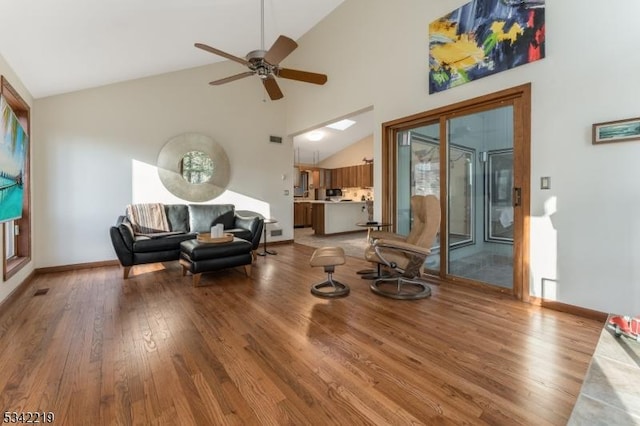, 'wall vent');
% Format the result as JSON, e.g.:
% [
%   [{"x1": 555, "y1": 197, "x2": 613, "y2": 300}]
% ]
[
  {"x1": 269, "y1": 135, "x2": 282, "y2": 144},
  {"x1": 270, "y1": 229, "x2": 283, "y2": 237}
]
